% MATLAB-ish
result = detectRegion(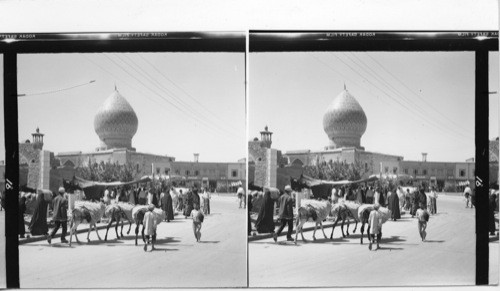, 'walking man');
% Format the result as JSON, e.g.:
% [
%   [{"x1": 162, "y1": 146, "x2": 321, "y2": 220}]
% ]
[
  {"x1": 429, "y1": 186, "x2": 438, "y2": 214},
  {"x1": 416, "y1": 203, "x2": 429, "y2": 241},
  {"x1": 368, "y1": 204, "x2": 382, "y2": 250},
  {"x1": 273, "y1": 185, "x2": 294, "y2": 243},
  {"x1": 237, "y1": 186, "x2": 245, "y2": 208},
  {"x1": 47, "y1": 187, "x2": 69, "y2": 244},
  {"x1": 143, "y1": 204, "x2": 157, "y2": 251},
  {"x1": 464, "y1": 185, "x2": 472, "y2": 208}
]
